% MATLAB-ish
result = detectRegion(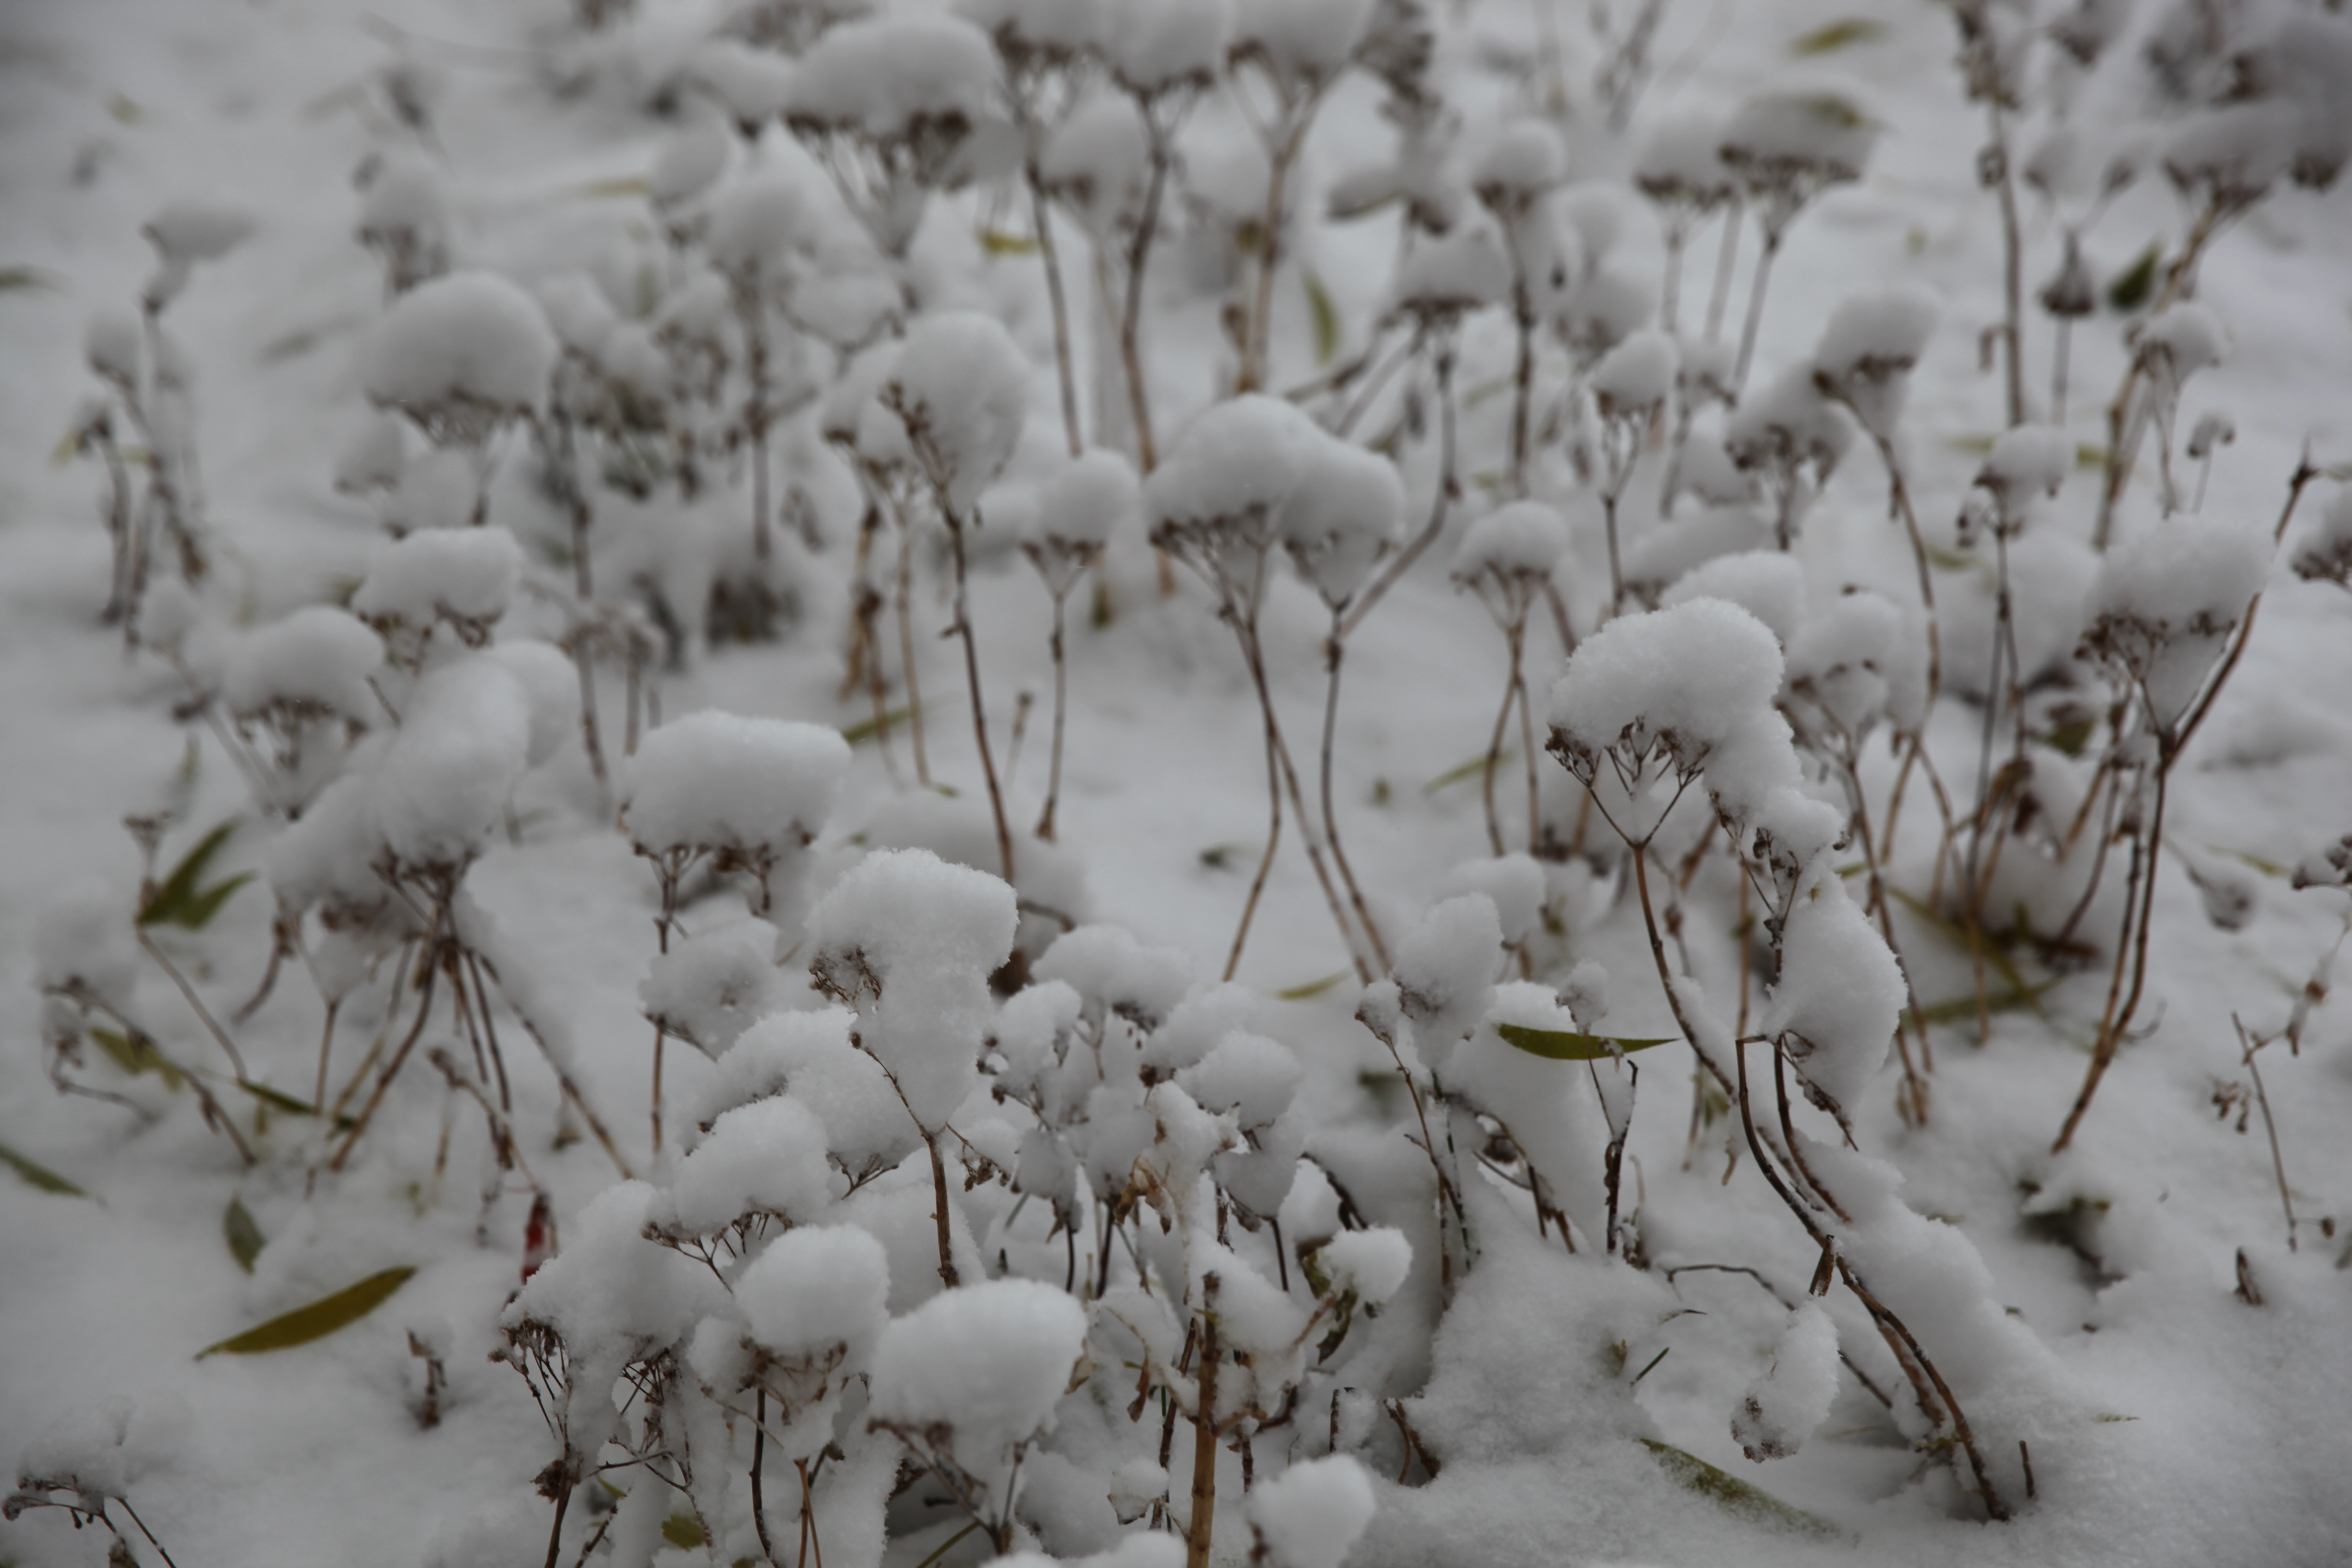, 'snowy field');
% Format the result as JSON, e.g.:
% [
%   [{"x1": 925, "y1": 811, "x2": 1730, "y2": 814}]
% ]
[{"x1": 3, "y1": 0, "x2": 2352, "y2": 1565}]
